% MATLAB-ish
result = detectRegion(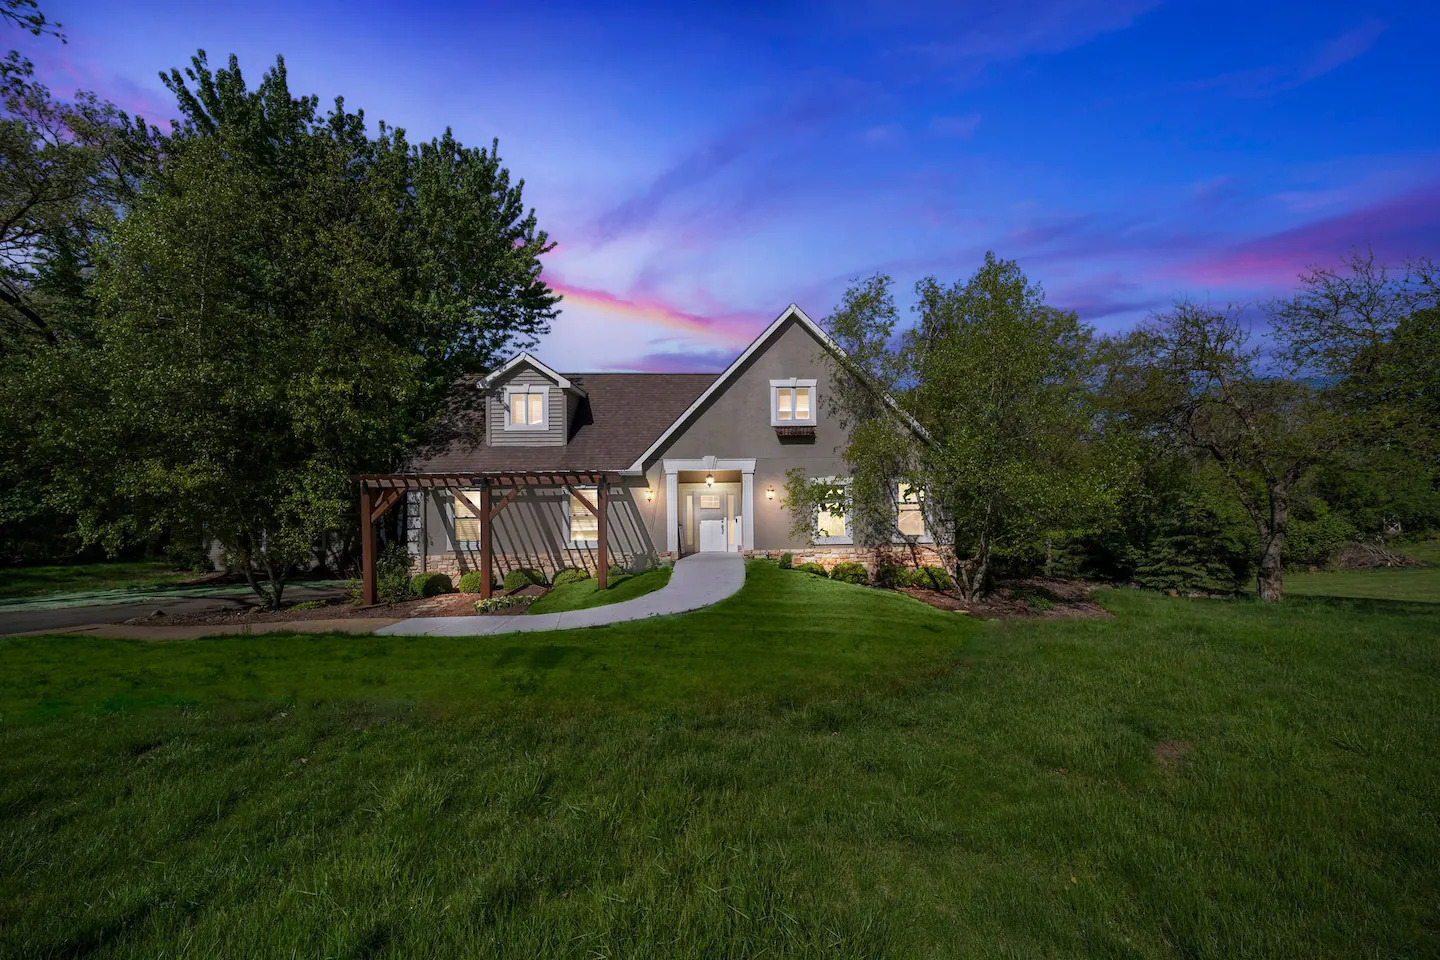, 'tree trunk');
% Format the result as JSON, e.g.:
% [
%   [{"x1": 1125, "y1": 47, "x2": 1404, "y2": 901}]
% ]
[{"x1": 1255, "y1": 486, "x2": 1288, "y2": 602}]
